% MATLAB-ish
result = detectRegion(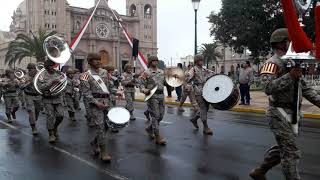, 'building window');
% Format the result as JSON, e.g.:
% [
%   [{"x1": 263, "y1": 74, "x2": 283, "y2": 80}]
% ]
[
  {"x1": 75, "y1": 21, "x2": 81, "y2": 30},
  {"x1": 144, "y1": 4, "x2": 152, "y2": 18},
  {"x1": 130, "y1": 4, "x2": 136, "y2": 16}
]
